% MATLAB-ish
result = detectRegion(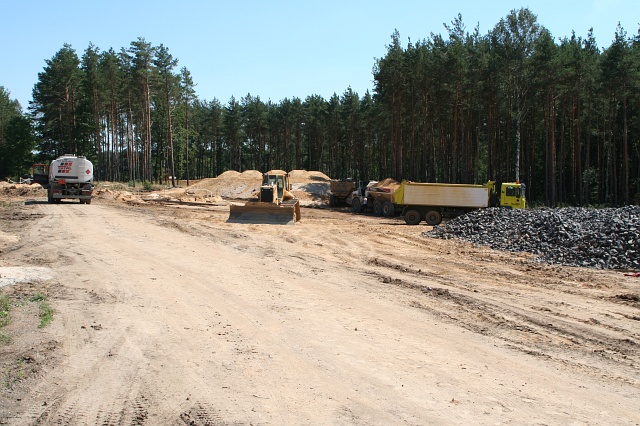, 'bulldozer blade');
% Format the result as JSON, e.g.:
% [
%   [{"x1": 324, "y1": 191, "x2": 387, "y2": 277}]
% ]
[{"x1": 227, "y1": 202, "x2": 297, "y2": 225}]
